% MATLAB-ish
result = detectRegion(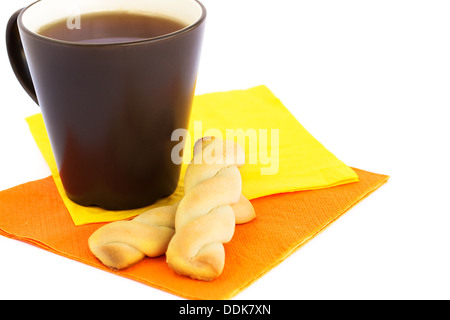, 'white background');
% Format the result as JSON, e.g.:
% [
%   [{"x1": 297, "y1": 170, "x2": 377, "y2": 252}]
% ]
[{"x1": 1, "y1": 0, "x2": 449, "y2": 300}]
